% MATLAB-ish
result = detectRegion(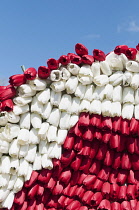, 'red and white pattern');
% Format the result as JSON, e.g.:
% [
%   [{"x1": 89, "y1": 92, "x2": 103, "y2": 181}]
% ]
[{"x1": 1, "y1": 43, "x2": 139, "y2": 209}]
